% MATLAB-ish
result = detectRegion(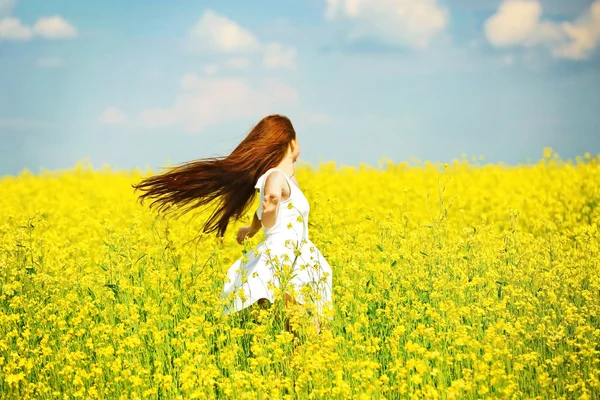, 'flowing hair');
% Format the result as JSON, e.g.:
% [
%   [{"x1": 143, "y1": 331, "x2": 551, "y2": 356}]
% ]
[{"x1": 131, "y1": 114, "x2": 297, "y2": 238}]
